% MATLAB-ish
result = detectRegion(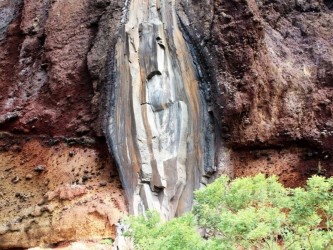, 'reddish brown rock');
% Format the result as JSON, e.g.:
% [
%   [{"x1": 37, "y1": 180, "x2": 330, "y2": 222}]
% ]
[
  {"x1": 0, "y1": 0, "x2": 123, "y2": 137},
  {"x1": 0, "y1": 1, "x2": 126, "y2": 248},
  {"x1": 180, "y1": 0, "x2": 333, "y2": 184},
  {"x1": 1, "y1": 0, "x2": 333, "y2": 247}
]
